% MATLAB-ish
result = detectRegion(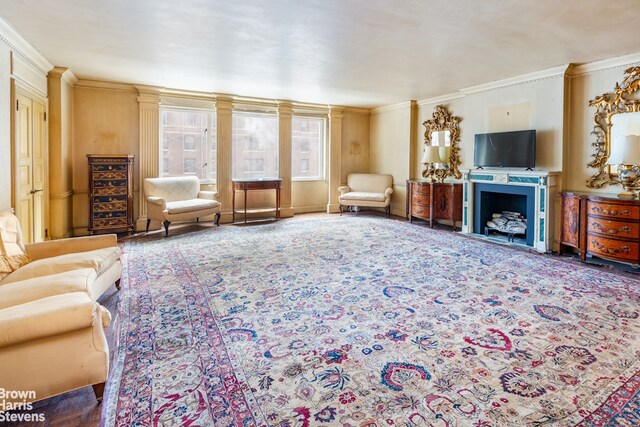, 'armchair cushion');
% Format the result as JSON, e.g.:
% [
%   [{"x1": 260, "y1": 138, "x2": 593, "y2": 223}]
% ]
[
  {"x1": 0, "y1": 292, "x2": 111, "y2": 348},
  {"x1": 2, "y1": 247, "x2": 121, "y2": 285},
  {"x1": 166, "y1": 198, "x2": 221, "y2": 215},
  {"x1": 0, "y1": 269, "x2": 97, "y2": 310},
  {"x1": 340, "y1": 192, "x2": 386, "y2": 202}
]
